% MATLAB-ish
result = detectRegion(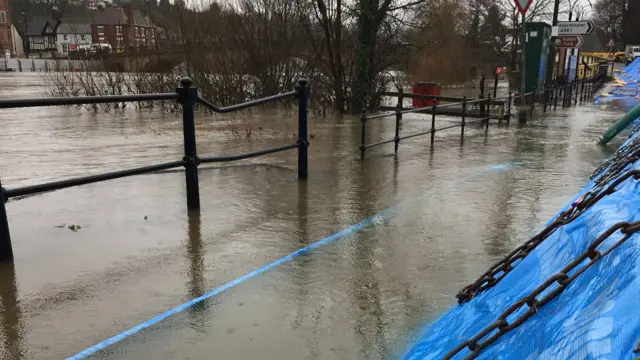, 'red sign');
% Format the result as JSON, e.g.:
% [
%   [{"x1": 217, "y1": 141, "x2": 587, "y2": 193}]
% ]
[
  {"x1": 496, "y1": 67, "x2": 503, "y2": 75},
  {"x1": 514, "y1": 0, "x2": 534, "y2": 15}
]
